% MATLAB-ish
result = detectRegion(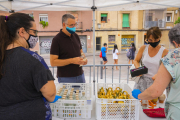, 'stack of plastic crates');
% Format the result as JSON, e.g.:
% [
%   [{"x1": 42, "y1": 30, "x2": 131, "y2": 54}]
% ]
[
  {"x1": 96, "y1": 83, "x2": 140, "y2": 120},
  {"x1": 50, "y1": 83, "x2": 93, "y2": 119}
]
